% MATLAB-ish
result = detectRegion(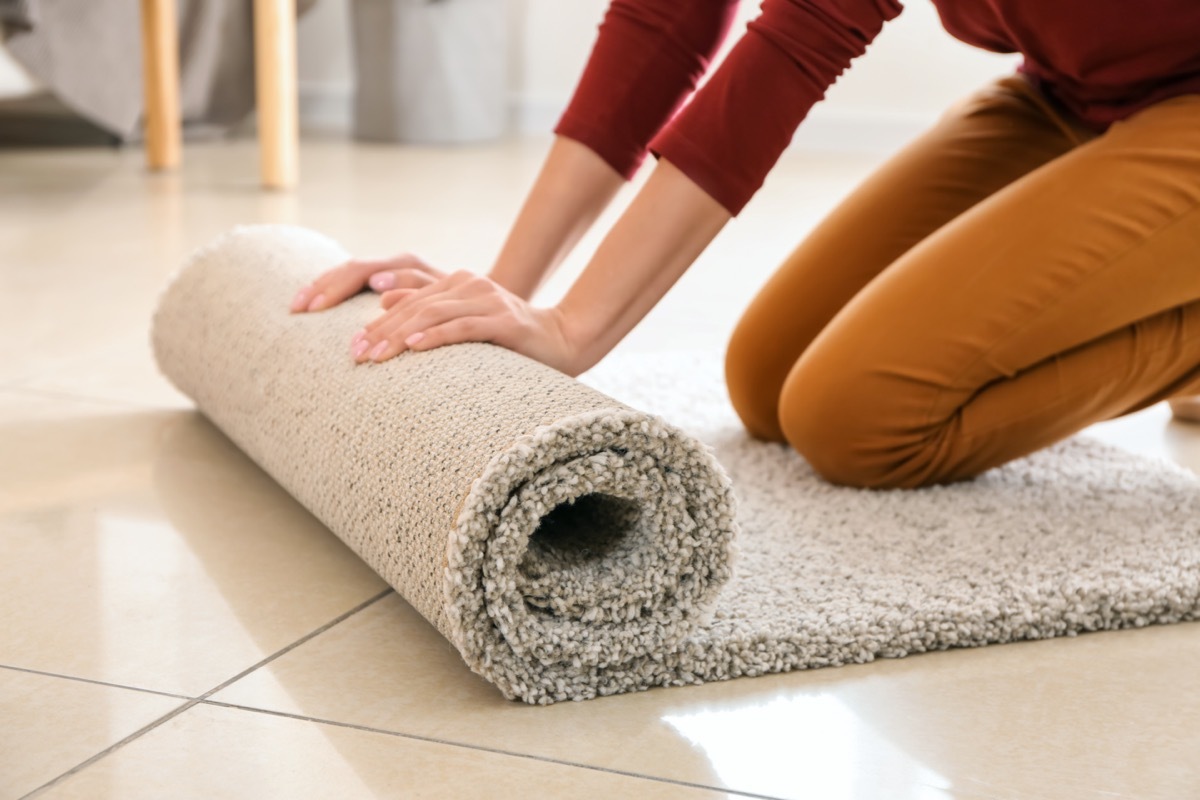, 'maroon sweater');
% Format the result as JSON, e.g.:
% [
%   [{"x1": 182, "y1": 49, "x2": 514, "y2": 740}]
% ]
[{"x1": 555, "y1": 0, "x2": 1200, "y2": 215}]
